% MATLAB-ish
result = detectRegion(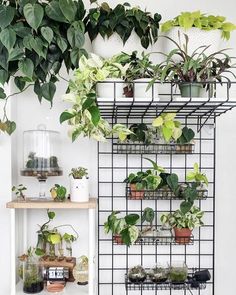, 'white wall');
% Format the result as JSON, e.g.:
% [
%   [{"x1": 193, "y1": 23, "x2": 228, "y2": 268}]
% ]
[{"x1": 0, "y1": 0, "x2": 236, "y2": 294}]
